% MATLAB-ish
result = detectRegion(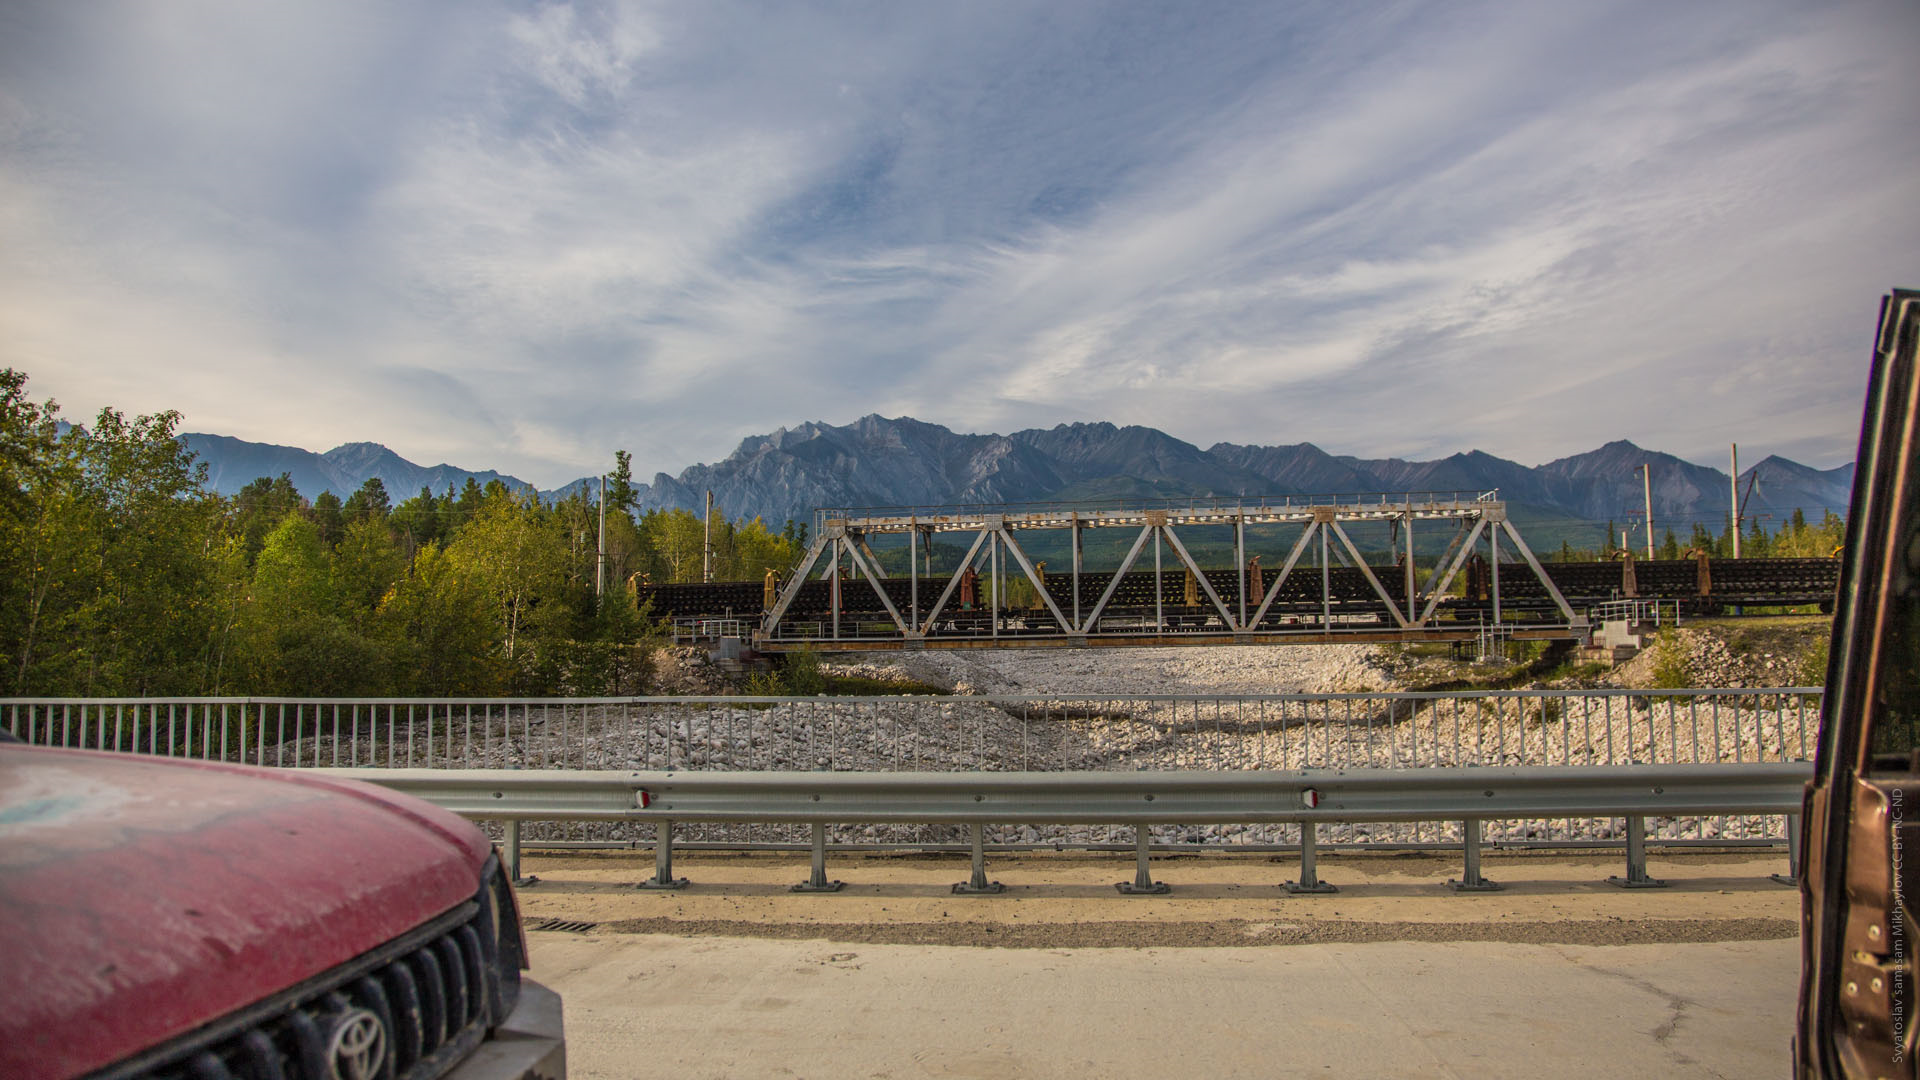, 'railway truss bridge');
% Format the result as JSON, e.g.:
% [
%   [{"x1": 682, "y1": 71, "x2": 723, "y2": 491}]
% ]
[
  {"x1": 636, "y1": 492, "x2": 1840, "y2": 654},
  {"x1": 672, "y1": 493, "x2": 1616, "y2": 653}
]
